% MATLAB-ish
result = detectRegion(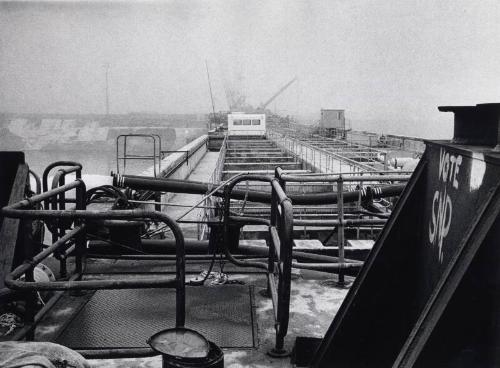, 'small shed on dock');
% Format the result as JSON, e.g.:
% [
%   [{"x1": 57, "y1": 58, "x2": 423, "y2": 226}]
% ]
[{"x1": 320, "y1": 109, "x2": 345, "y2": 130}]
